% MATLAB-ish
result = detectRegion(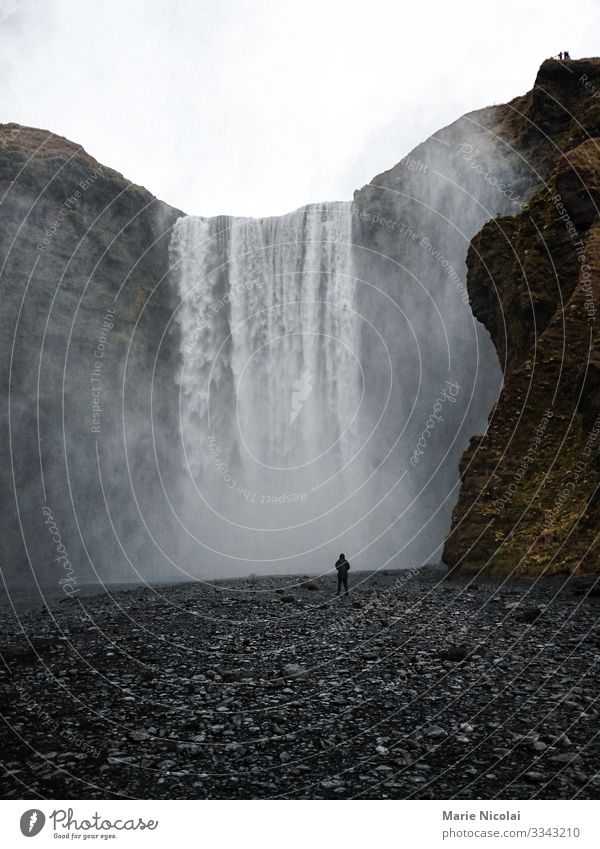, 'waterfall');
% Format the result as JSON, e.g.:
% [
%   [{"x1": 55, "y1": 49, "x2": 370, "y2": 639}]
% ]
[
  {"x1": 170, "y1": 203, "x2": 383, "y2": 572},
  {"x1": 171, "y1": 201, "x2": 363, "y2": 476},
  {"x1": 169, "y1": 193, "x2": 499, "y2": 576}
]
